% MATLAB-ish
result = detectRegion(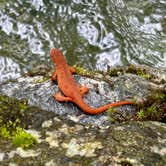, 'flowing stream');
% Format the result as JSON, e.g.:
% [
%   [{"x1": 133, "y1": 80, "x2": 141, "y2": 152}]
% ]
[{"x1": 0, "y1": 0, "x2": 166, "y2": 81}]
